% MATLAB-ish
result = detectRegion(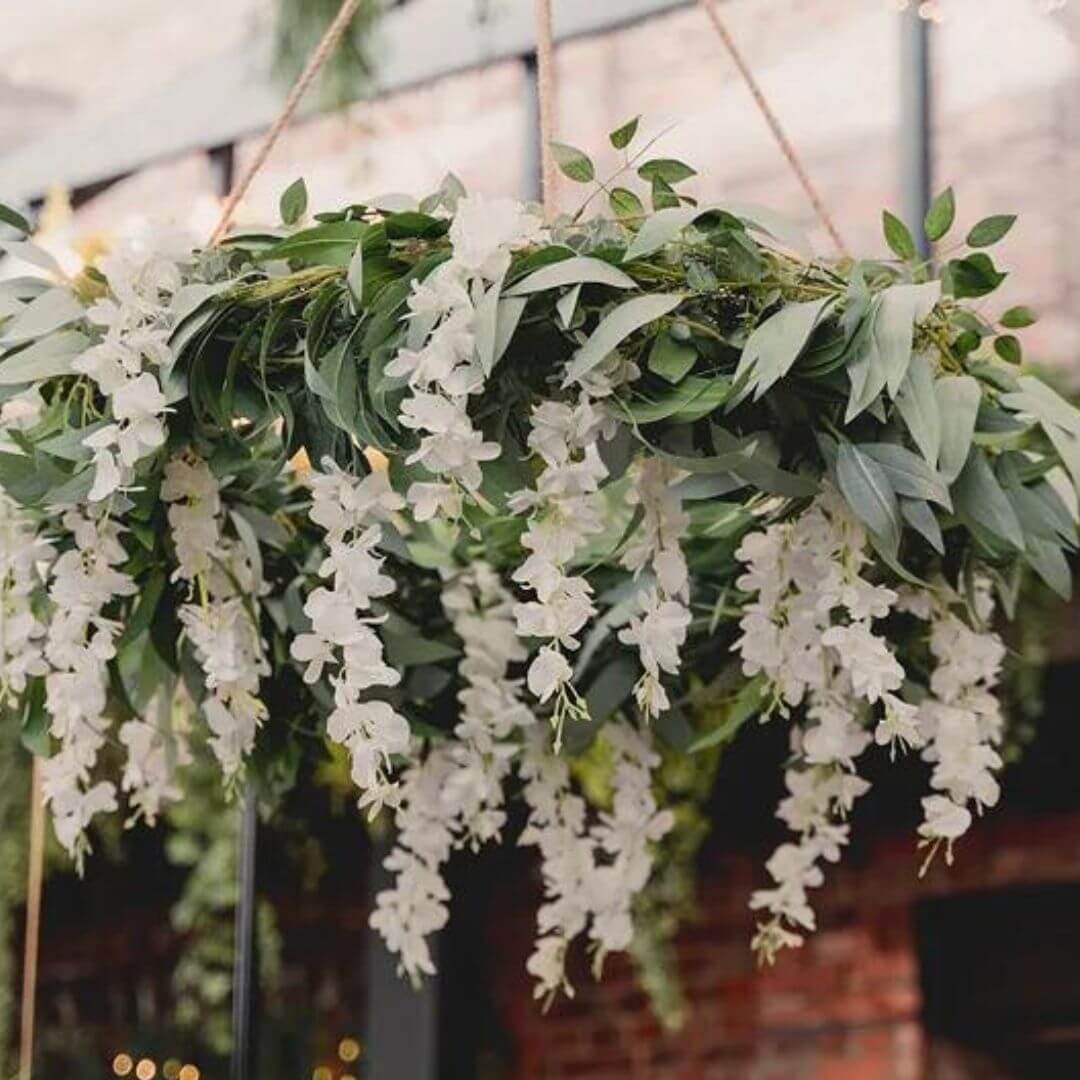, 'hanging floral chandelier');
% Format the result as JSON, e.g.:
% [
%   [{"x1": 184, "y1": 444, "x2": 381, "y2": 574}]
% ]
[{"x1": 0, "y1": 118, "x2": 1076, "y2": 997}]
